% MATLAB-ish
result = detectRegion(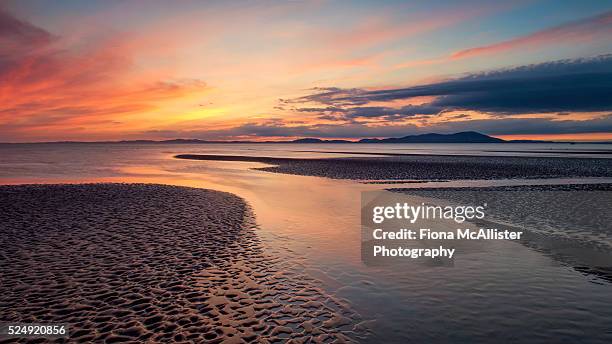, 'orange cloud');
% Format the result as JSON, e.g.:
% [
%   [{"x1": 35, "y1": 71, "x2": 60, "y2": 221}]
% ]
[{"x1": 0, "y1": 9, "x2": 208, "y2": 140}]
